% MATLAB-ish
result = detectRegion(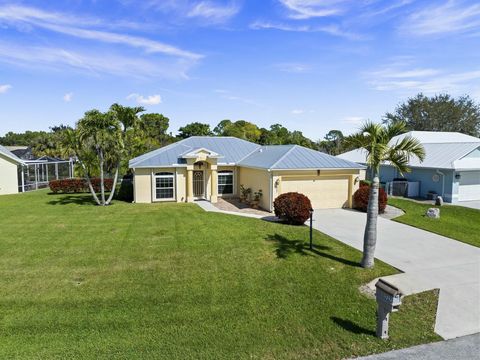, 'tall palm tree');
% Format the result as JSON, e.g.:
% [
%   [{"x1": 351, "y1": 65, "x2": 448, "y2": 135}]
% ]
[
  {"x1": 346, "y1": 121, "x2": 425, "y2": 268},
  {"x1": 78, "y1": 110, "x2": 122, "y2": 206},
  {"x1": 106, "y1": 104, "x2": 145, "y2": 205}
]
